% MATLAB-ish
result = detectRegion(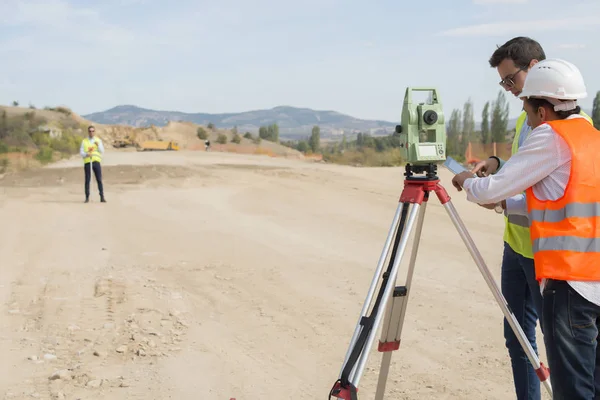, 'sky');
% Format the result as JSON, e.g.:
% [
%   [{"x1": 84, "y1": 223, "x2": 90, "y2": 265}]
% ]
[{"x1": 0, "y1": 0, "x2": 599, "y2": 124}]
